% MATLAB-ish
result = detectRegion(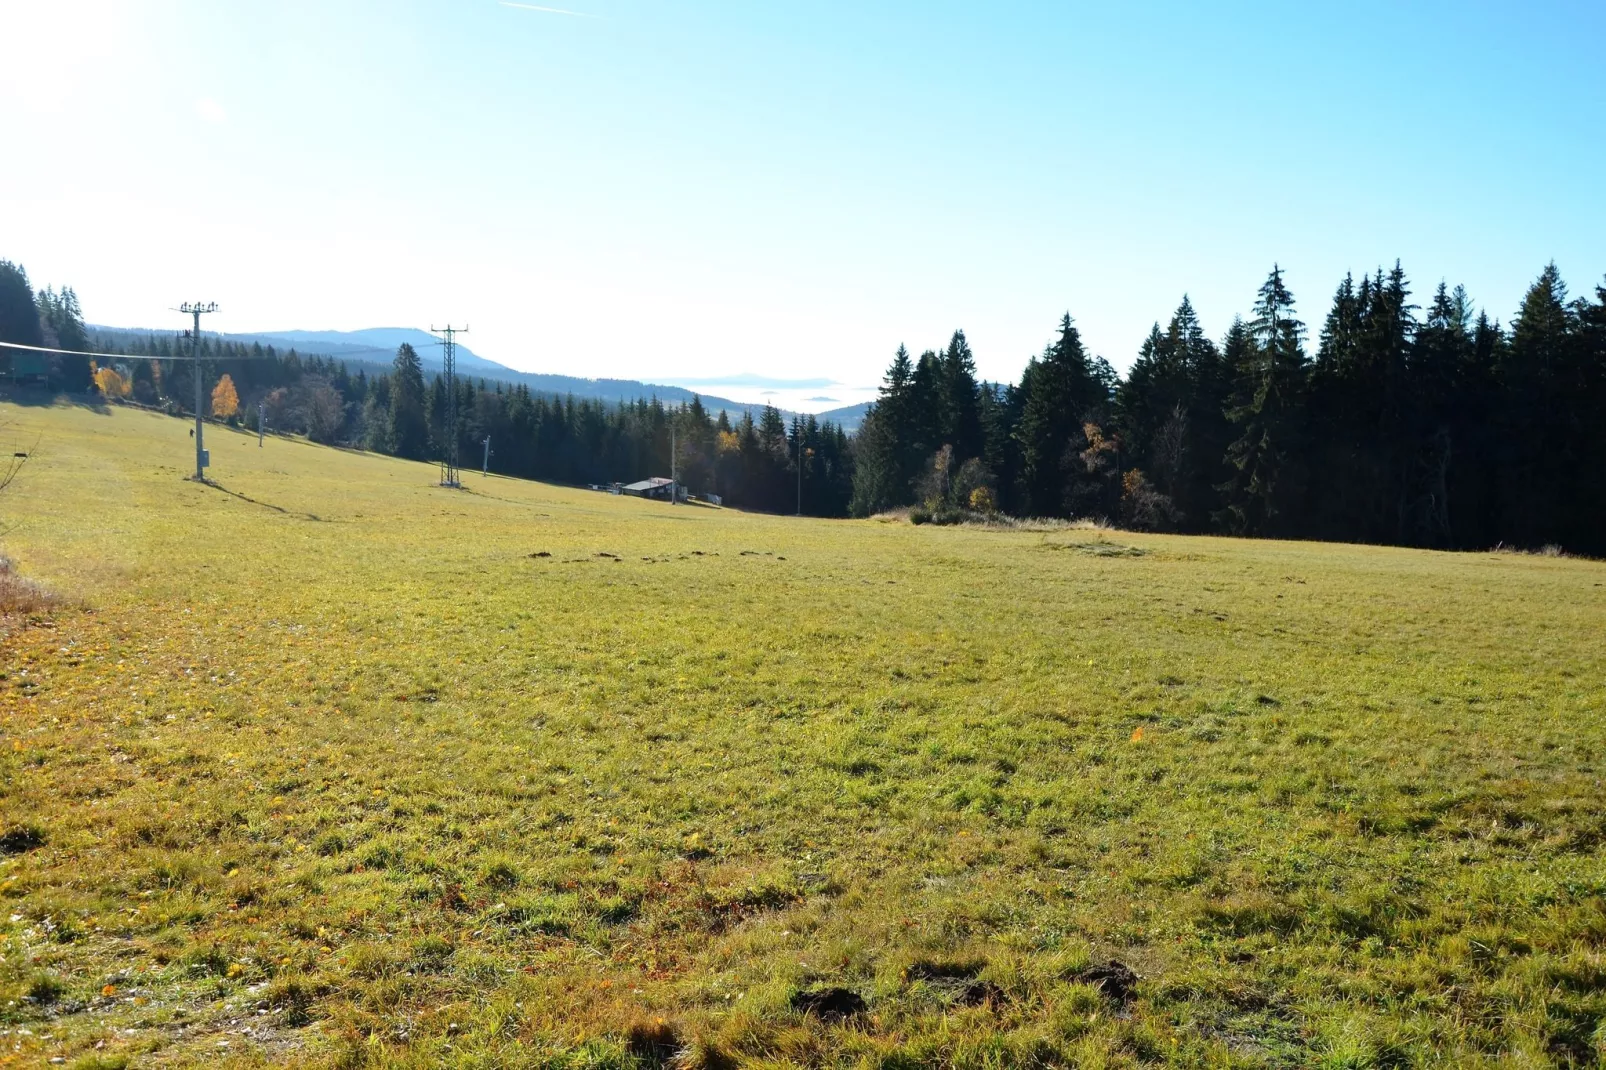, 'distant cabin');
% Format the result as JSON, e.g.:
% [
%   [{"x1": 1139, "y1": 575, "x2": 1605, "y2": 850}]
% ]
[
  {"x1": 621, "y1": 477, "x2": 677, "y2": 501},
  {"x1": 3, "y1": 353, "x2": 49, "y2": 385}
]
